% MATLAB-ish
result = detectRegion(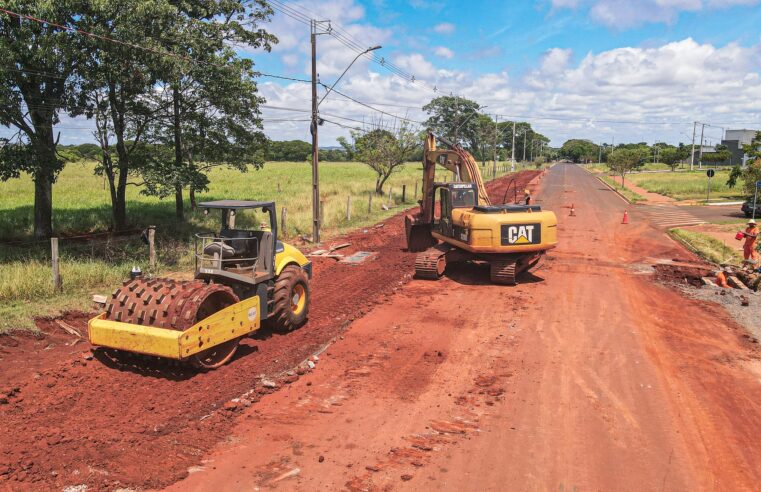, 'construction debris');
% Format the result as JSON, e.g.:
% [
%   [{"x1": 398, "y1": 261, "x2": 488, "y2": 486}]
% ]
[{"x1": 308, "y1": 243, "x2": 351, "y2": 260}]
